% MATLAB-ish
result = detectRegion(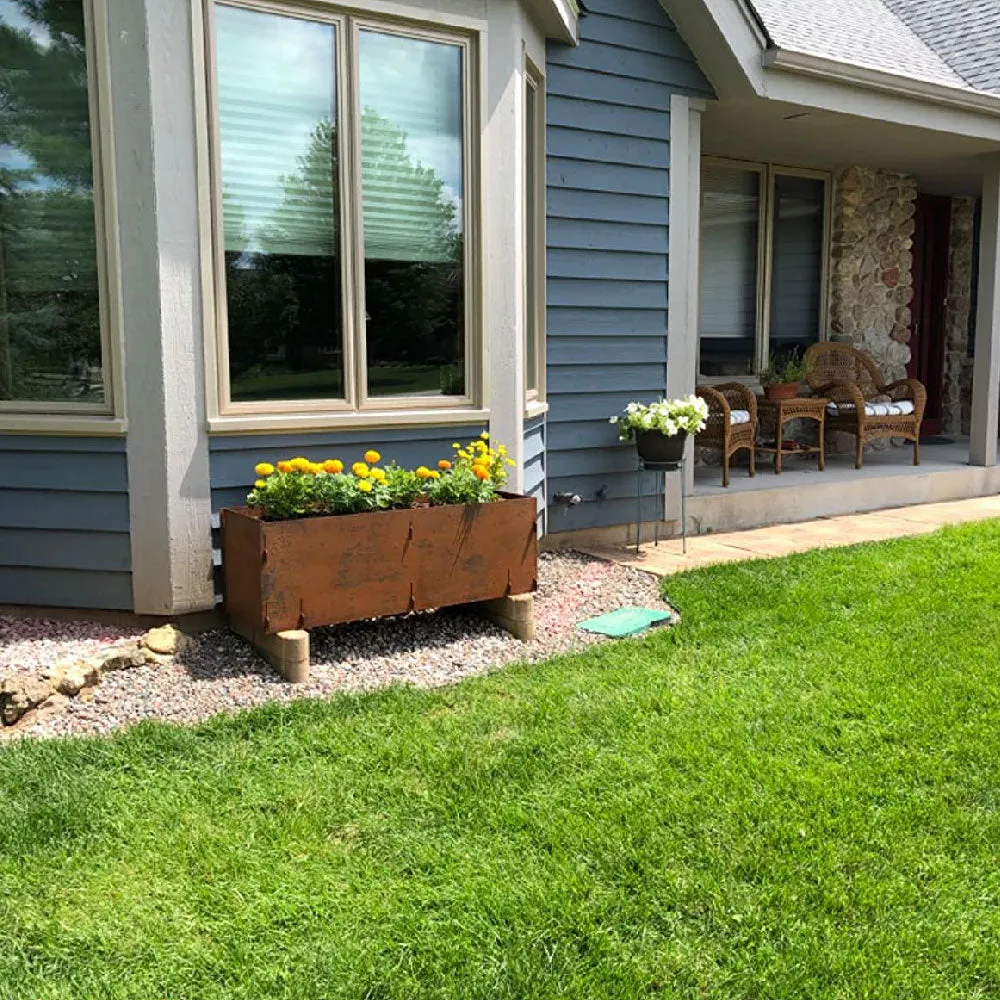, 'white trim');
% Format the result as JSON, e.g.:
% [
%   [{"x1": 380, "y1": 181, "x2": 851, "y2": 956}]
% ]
[
  {"x1": 667, "y1": 95, "x2": 705, "y2": 504},
  {"x1": 112, "y1": 0, "x2": 215, "y2": 614},
  {"x1": 0, "y1": 0, "x2": 126, "y2": 426},
  {"x1": 970, "y1": 158, "x2": 1000, "y2": 467},
  {"x1": 524, "y1": 55, "x2": 546, "y2": 409},
  {"x1": 764, "y1": 48, "x2": 1000, "y2": 121},
  {"x1": 0, "y1": 415, "x2": 127, "y2": 437},
  {"x1": 208, "y1": 406, "x2": 491, "y2": 434},
  {"x1": 198, "y1": 0, "x2": 485, "y2": 422}
]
